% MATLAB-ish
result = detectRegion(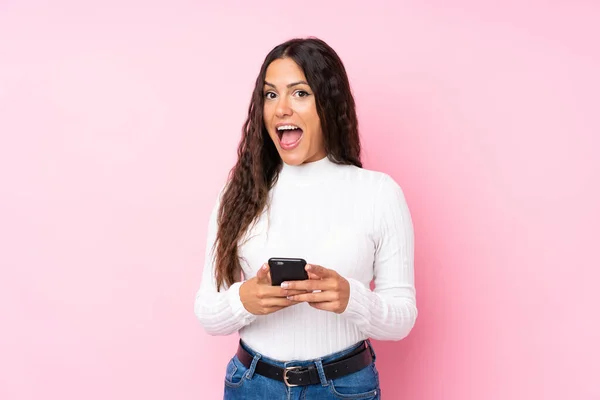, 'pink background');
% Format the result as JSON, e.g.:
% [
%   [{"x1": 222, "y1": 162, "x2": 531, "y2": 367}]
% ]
[{"x1": 1, "y1": 1, "x2": 599, "y2": 399}]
